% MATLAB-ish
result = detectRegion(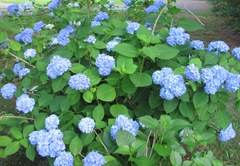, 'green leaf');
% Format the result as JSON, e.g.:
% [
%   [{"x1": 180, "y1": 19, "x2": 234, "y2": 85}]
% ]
[
  {"x1": 69, "y1": 136, "x2": 83, "y2": 156},
  {"x1": 163, "y1": 98, "x2": 179, "y2": 113},
  {"x1": 116, "y1": 129, "x2": 136, "y2": 147},
  {"x1": 113, "y1": 43, "x2": 139, "y2": 58},
  {"x1": 97, "y1": 84, "x2": 116, "y2": 102},
  {"x1": 26, "y1": 144, "x2": 36, "y2": 161},
  {"x1": 193, "y1": 91, "x2": 209, "y2": 109},
  {"x1": 177, "y1": 18, "x2": 204, "y2": 32},
  {"x1": 23, "y1": 125, "x2": 34, "y2": 138},
  {"x1": 20, "y1": 138, "x2": 28, "y2": 148},
  {"x1": 116, "y1": 55, "x2": 138, "y2": 74},
  {"x1": 181, "y1": 136, "x2": 195, "y2": 147},
  {"x1": 4, "y1": 141, "x2": 20, "y2": 156},
  {"x1": 62, "y1": 131, "x2": 76, "y2": 145},
  {"x1": 121, "y1": 76, "x2": 137, "y2": 95},
  {"x1": 93, "y1": 104, "x2": 104, "y2": 122},
  {"x1": 149, "y1": 91, "x2": 161, "y2": 109},
  {"x1": 131, "y1": 156, "x2": 158, "y2": 166},
  {"x1": 170, "y1": 119, "x2": 191, "y2": 131},
  {"x1": 194, "y1": 157, "x2": 211, "y2": 166},
  {"x1": 106, "y1": 73, "x2": 121, "y2": 85},
  {"x1": 70, "y1": 63, "x2": 85, "y2": 73},
  {"x1": 67, "y1": 91, "x2": 80, "y2": 105},
  {"x1": 170, "y1": 150, "x2": 182, "y2": 166},
  {"x1": 129, "y1": 72, "x2": 152, "y2": 87},
  {"x1": 114, "y1": 145, "x2": 131, "y2": 155},
  {"x1": 10, "y1": 127, "x2": 22, "y2": 140},
  {"x1": 110, "y1": 104, "x2": 129, "y2": 117},
  {"x1": 94, "y1": 40, "x2": 106, "y2": 49},
  {"x1": 49, "y1": 96, "x2": 66, "y2": 113},
  {"x1": 215, "y1": 109, "x2": 231, "y2": 129},
  {"x1": 0, "y1": 31, "x2": 8, "y2": 43},
  {"x1": 38, "y1": 93, "x2": 54, "y2": 107},
  {"x1": 81, "y1": 132, "x2": 95, "y2": 146},
  {"x1": 52, "y1": 76, "x2": 68, "y2": 92},
  {"x1": 155, "y1": 44, "x2": 179, "y2": 60},
  {"x1": 138, "y1": 116, "x2": 159, "y2": 129},
  {"x1": 142, "y1": 46, "x2": 159, "y2": 61},
  {"x1": 136, "y1": 26, "x2": 152, "y2": 44},
  {"x1": 36, "y1": 61, "x2": 47, "y2": 71},
  {"x1": 204, "y1": 53, "x2": 219, "y2": 66},
  {"x1": 0, "y1": 136, "x2": 12, "y2": 146},
  {"x1": 179, "y1": 101, "x2": 195, "y2": 121},
  {"x1": 189, "y1": 58, "x2": 202, "y2": 68},
  {"x1": 34, "y1": 113, "x2": 47, "y2": 130},
  {"x1": 83, "y1": 90, "x2": 93, "y2": 103},
  {"x1": 9, "y1": 40, "x2": 21, "y2": 51},
  {"x1": 154, "y1": 144, "x2": 171, "y2": 158},
  {"x1": 21, "y1": 77, "x2": 31, "y2": 88}
]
